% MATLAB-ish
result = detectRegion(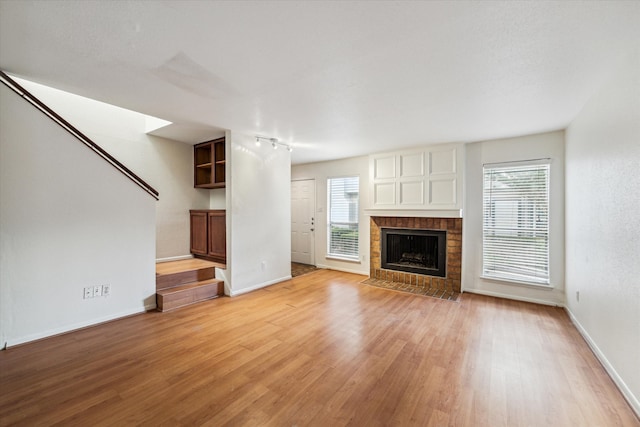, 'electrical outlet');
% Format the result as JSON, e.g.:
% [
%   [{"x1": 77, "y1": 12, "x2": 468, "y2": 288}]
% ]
[
  {"x1": 94, "y1": 285, "x2": 103, "y2": 297},
  {"x1": 102, "y1": 284, "x2": 111, "y2": 297},
  {"x1": 84, "y1": 286, "x2": 94, "y2": 299}
]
